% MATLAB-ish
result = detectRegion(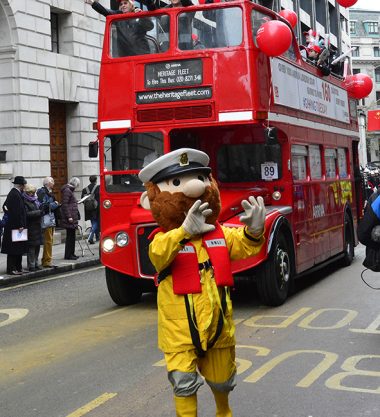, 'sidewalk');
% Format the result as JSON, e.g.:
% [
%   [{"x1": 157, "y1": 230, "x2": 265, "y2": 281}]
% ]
[{"x1": 0, "y1": 233, "x2": 100, "y2": 287}]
